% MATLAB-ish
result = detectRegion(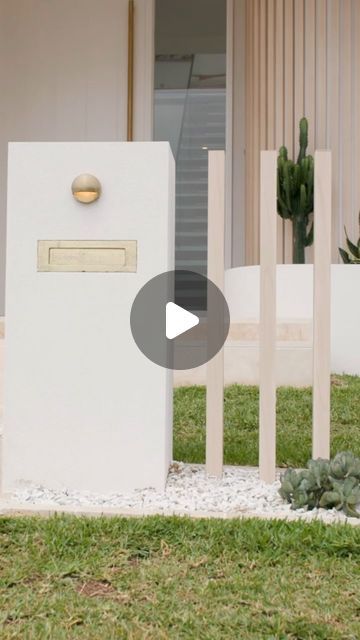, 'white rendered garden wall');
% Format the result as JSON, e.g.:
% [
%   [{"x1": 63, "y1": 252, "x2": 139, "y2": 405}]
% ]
[
  {"x1": 175, "y1": 264, "x2": 360, "y2": 387},
  {"x1": 3, "y1": 142, "x2": 174, "y2": 495}
]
